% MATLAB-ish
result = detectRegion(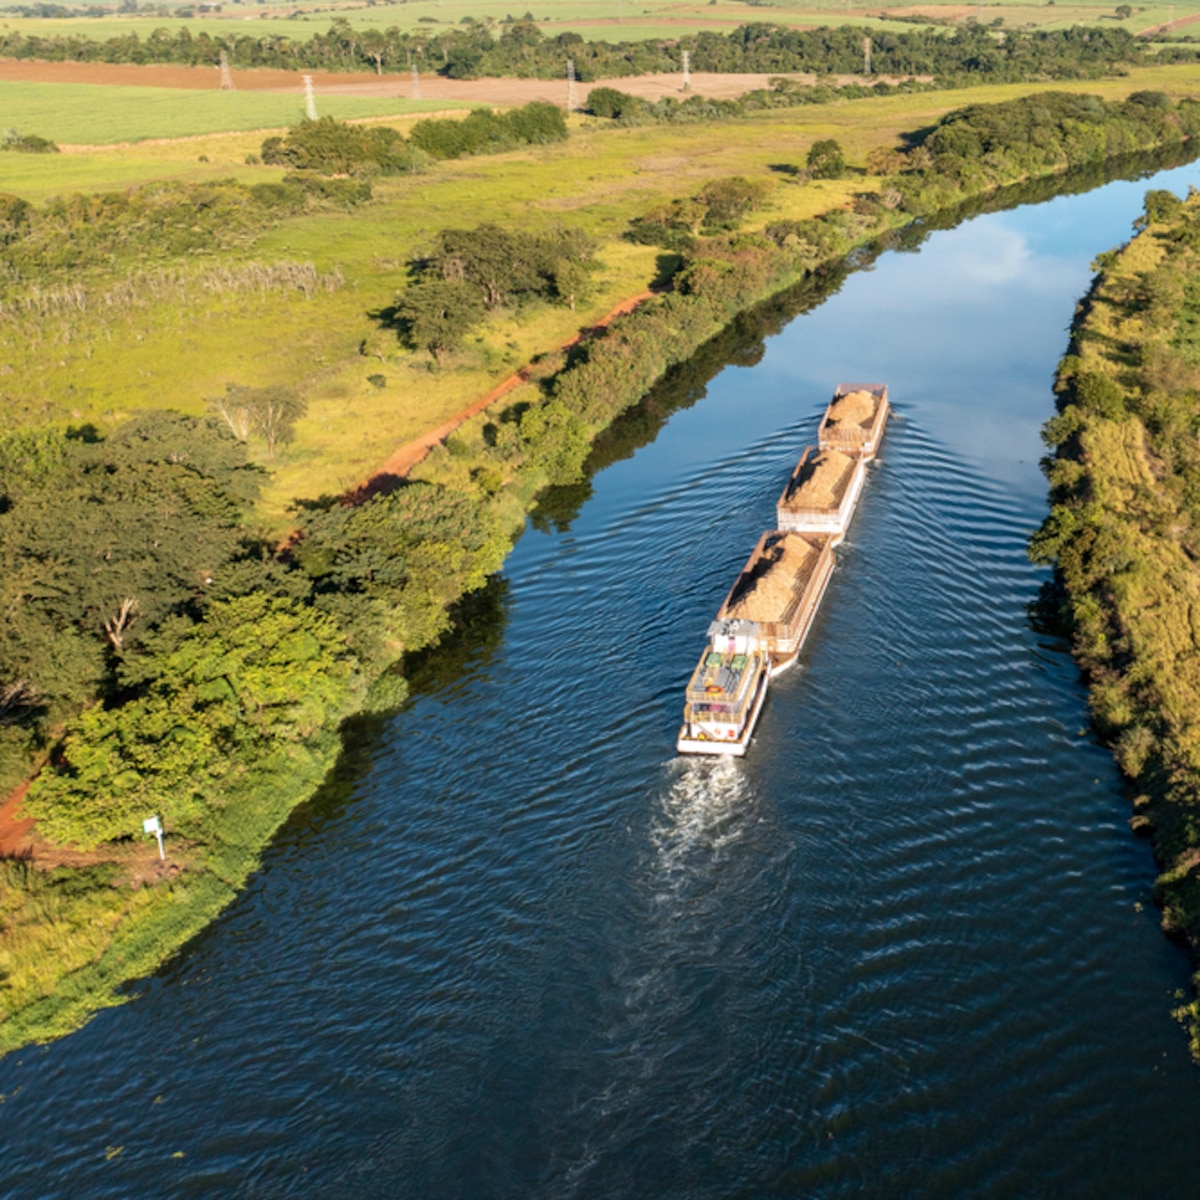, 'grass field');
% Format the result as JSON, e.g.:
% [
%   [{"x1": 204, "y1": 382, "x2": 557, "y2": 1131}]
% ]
[
  {"x1": 5, "y1": 62, "x2": 1200, "y2": 530},
  {"x1": 0, "y1": 79, "x2": 466, "y2": 144},
  {"x1": 0, "y1": 0, "x2": 1190, "y2": 45}
]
